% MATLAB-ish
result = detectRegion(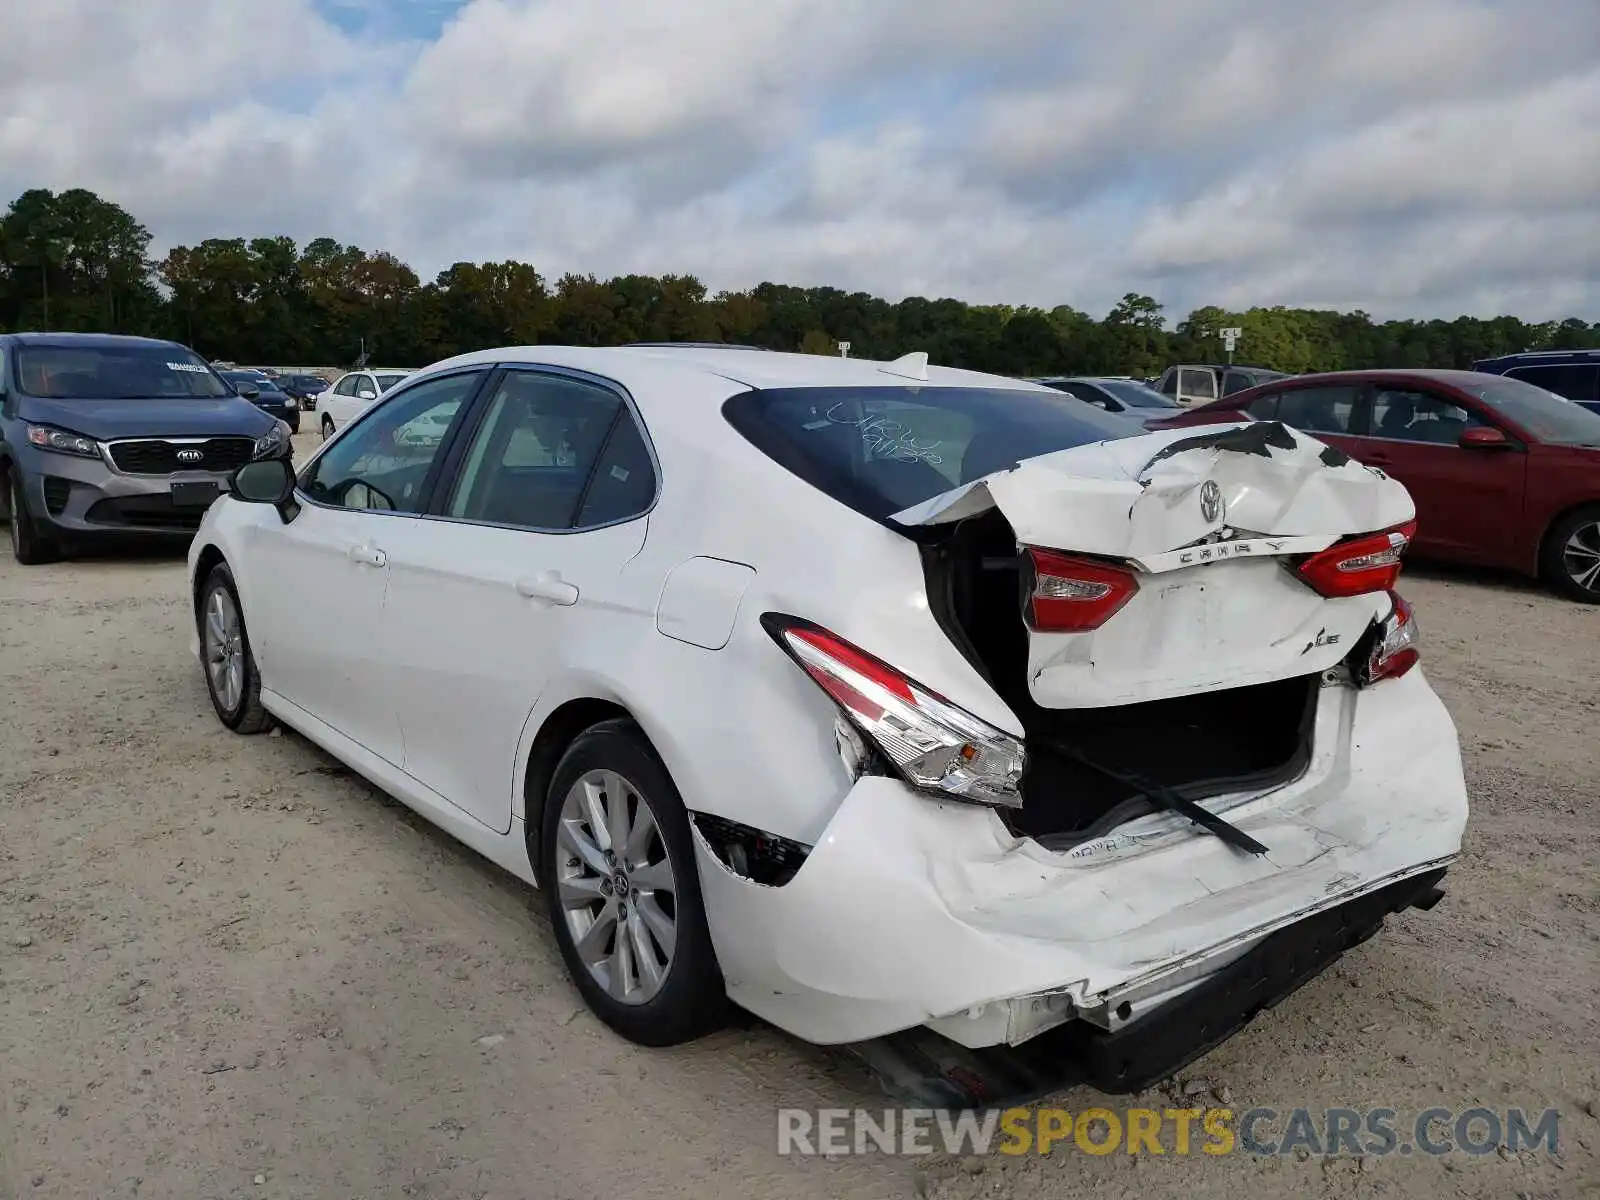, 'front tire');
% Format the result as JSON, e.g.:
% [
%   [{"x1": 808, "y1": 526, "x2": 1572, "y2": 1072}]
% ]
[
  {"x1": 199, "y1": 563, "x2": 274, "y2": 733},
  {"x1": 6, "y1": 467, "x2": 58, "y2": 565},
  {"x1": 321, "y1": 415, "x2": 335, "y2": 440},
  {"x1": 1542, "y1": 506, "x2": 1600, "y2": 604},
  {"x1": 541, "y1": 719, "x2": 728, "y2": 1047}
]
